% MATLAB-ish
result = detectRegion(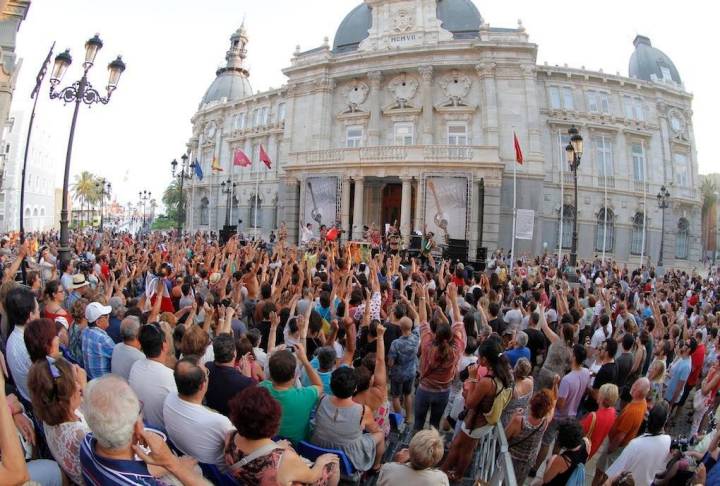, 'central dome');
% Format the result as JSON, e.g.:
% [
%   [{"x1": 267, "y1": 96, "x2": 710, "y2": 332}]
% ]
[{"x1": 332, "y1": 0, "x2": 483, "y2": 53}]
